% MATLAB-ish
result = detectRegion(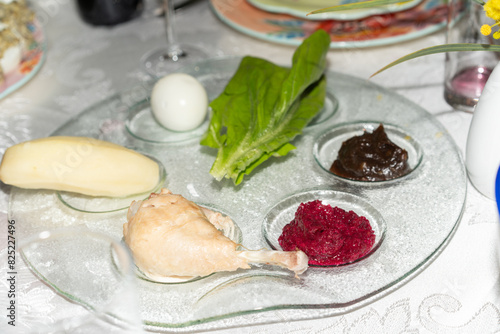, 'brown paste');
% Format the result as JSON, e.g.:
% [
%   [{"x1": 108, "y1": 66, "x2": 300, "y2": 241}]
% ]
[{"x1": 329, "y1": 124, "x2": 410, "y2": 181}]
